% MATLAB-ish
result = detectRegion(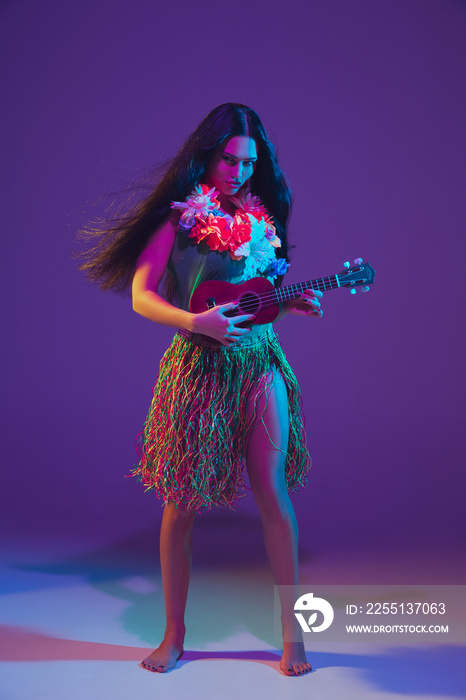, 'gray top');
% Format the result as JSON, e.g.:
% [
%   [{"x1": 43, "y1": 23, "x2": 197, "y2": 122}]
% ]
[{"x1": 168, "y1": 227, "x2": 247, "y2": 311}]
